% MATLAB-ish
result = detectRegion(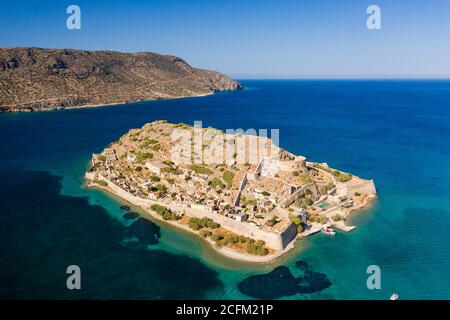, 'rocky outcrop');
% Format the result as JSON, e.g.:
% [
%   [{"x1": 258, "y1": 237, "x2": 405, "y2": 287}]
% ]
[{"x1": 0, "y1": 47, "x2": 242, "y2": 112}]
